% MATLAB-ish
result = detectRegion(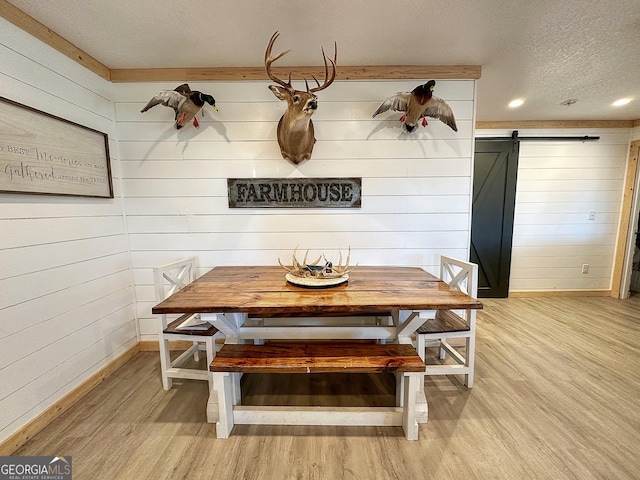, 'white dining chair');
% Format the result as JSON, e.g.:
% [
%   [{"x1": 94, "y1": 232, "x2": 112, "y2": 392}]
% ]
[
  {"x1": 415, "y1": 255, "x2": 478, "y2": 387},
  {"x1": 153, "y1": 257, "x2": 222, "y2": 391}
]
